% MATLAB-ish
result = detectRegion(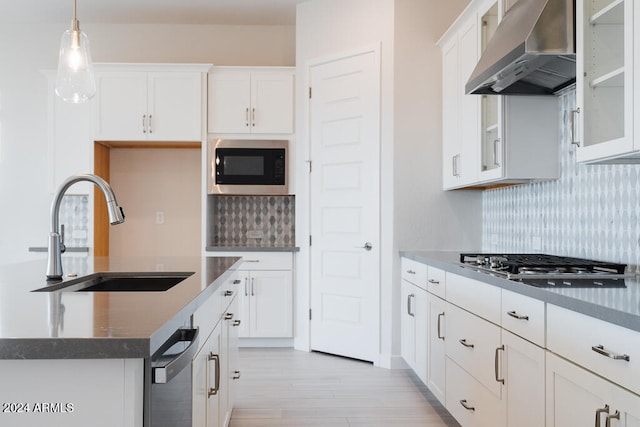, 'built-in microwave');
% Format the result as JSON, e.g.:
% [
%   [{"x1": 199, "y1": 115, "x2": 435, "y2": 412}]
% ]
[{"x1": 207, "y1": 138, "x2": 288, "y2": 195}]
